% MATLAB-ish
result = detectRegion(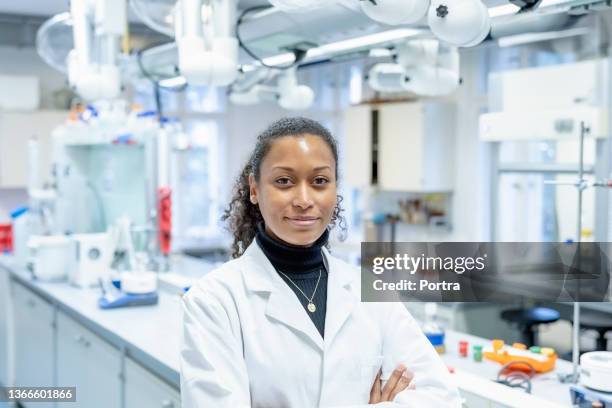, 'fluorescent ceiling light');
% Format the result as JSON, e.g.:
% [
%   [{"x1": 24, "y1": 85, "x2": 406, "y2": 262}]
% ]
[
  {"x1": 369, "y1": 48, "x2": 394, "y2": 58},
  {"x1": 260, "y1": 28, "x2": 422, "y2": 67},
  {"x1": 159, "y1": 76, "x2": 187, "y2": 87},
  {"x1": 309, "y1": 28, "x2": 421, "y2": 56}
]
